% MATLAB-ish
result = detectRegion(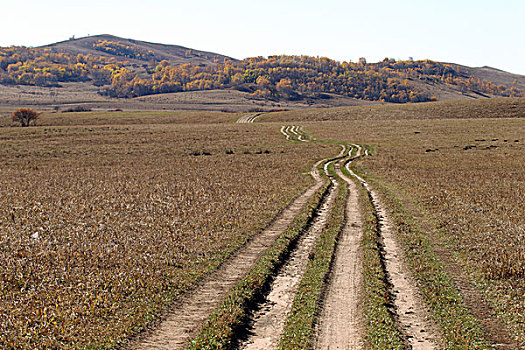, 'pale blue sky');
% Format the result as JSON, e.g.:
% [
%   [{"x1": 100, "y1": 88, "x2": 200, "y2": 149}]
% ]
[{"x1": 1, "y1": 0, "x2": 524, "y2": 74}]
